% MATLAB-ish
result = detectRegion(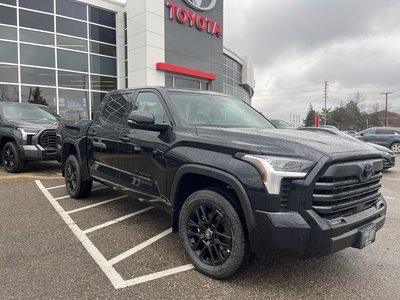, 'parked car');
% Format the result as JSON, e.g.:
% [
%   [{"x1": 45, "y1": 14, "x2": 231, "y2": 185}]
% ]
[
  {"x1": 297, "y1": 127, "x2": 396, "y2": 169},
  {"x1": 0, "y1": 102, "x2": 61, "y2": 173},
  {"x1": 58, "y1": 87, "x2": 386, "y2": 279},
  {"x1": 355, "y1": 127, "x2": 400, "y2": 154},
  {"x1": 270, "y1": 119, "x2": 294, "y2": 129}
]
